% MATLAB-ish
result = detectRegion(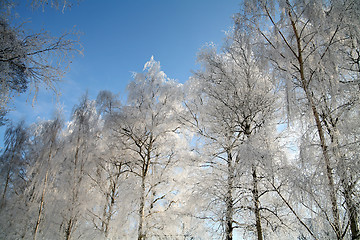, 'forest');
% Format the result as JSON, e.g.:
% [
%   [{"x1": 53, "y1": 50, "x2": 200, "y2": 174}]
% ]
[{"x1": 0, "y1": 0, "x2": 359, "y2": 239}]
